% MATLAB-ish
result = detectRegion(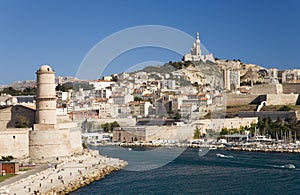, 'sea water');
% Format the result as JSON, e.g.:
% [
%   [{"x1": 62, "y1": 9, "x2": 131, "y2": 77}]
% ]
[{"x1": 71, "y1": 147, "x2": 300, "y2": 194}]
